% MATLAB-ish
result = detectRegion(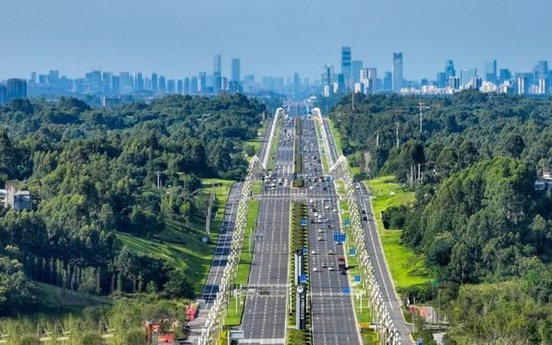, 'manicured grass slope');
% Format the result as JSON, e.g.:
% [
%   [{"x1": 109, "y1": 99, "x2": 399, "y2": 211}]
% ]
[
  {"x1": 365, "y1": 176, "x2": 427, "y2": 289},
  {"x1": 117, "y1": 178, "x2": 233, "y2": 295}
]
